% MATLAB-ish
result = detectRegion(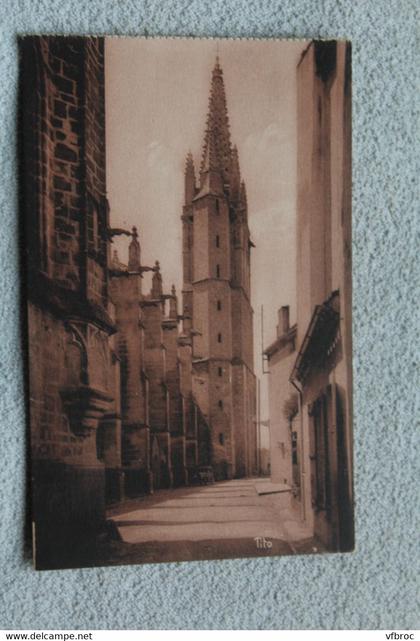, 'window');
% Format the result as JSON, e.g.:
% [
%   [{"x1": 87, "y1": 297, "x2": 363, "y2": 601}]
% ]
[
  {"x1": 218, "y1": 399, "x2": 223, "y2": 410},
  {"x1": 217, "y1": 333, "x2": 222, "y2": 343},
  {"x1": 216, "y1": 264, "x2": 220, "y2": 278},
  {"x1": 215, "y1": 199, "x2": 219, "y2": 214},
  {"x1": 219, "y1": 433, "x2": 225, "y2": 446},
  {"x1": 309, "y1": 393, "x2": 330, "y2": 511},
  {"x1": 215, "y1": 234, "x2": 220, "y2": 248},
  {"x1": 292, "y1": 431, "x2": 298, "y2": 465},
  {"x1": 217, "y1": 300, "x2": 222, "y2": 311},
  {"x1": 218, "y1": 367, "x2": 223, "y2": 377}
]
